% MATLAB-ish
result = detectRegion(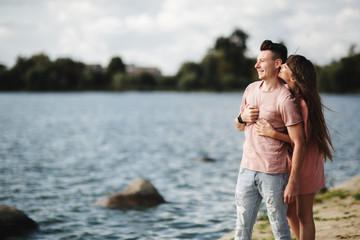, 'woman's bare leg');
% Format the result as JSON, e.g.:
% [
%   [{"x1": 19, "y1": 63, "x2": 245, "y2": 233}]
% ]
[
  {"x1": 287, "y1": 201, "x2": 299, "y2": 239},
  {"x1": 297, "y1": 193, "x2": 316, "y2": 240}
]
